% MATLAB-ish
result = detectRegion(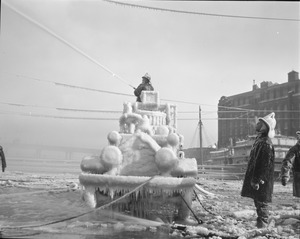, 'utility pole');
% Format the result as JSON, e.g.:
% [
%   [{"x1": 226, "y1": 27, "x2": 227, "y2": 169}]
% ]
[
  {"x1": 0, "y1": 0, "x2": 2, "y2": 33},
  {"x1": 199, "y1": 106, "x2": 203, "y2": 165},
  {"x1": 247, "y1": 111, "x2": 250, "y2": 136}
]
